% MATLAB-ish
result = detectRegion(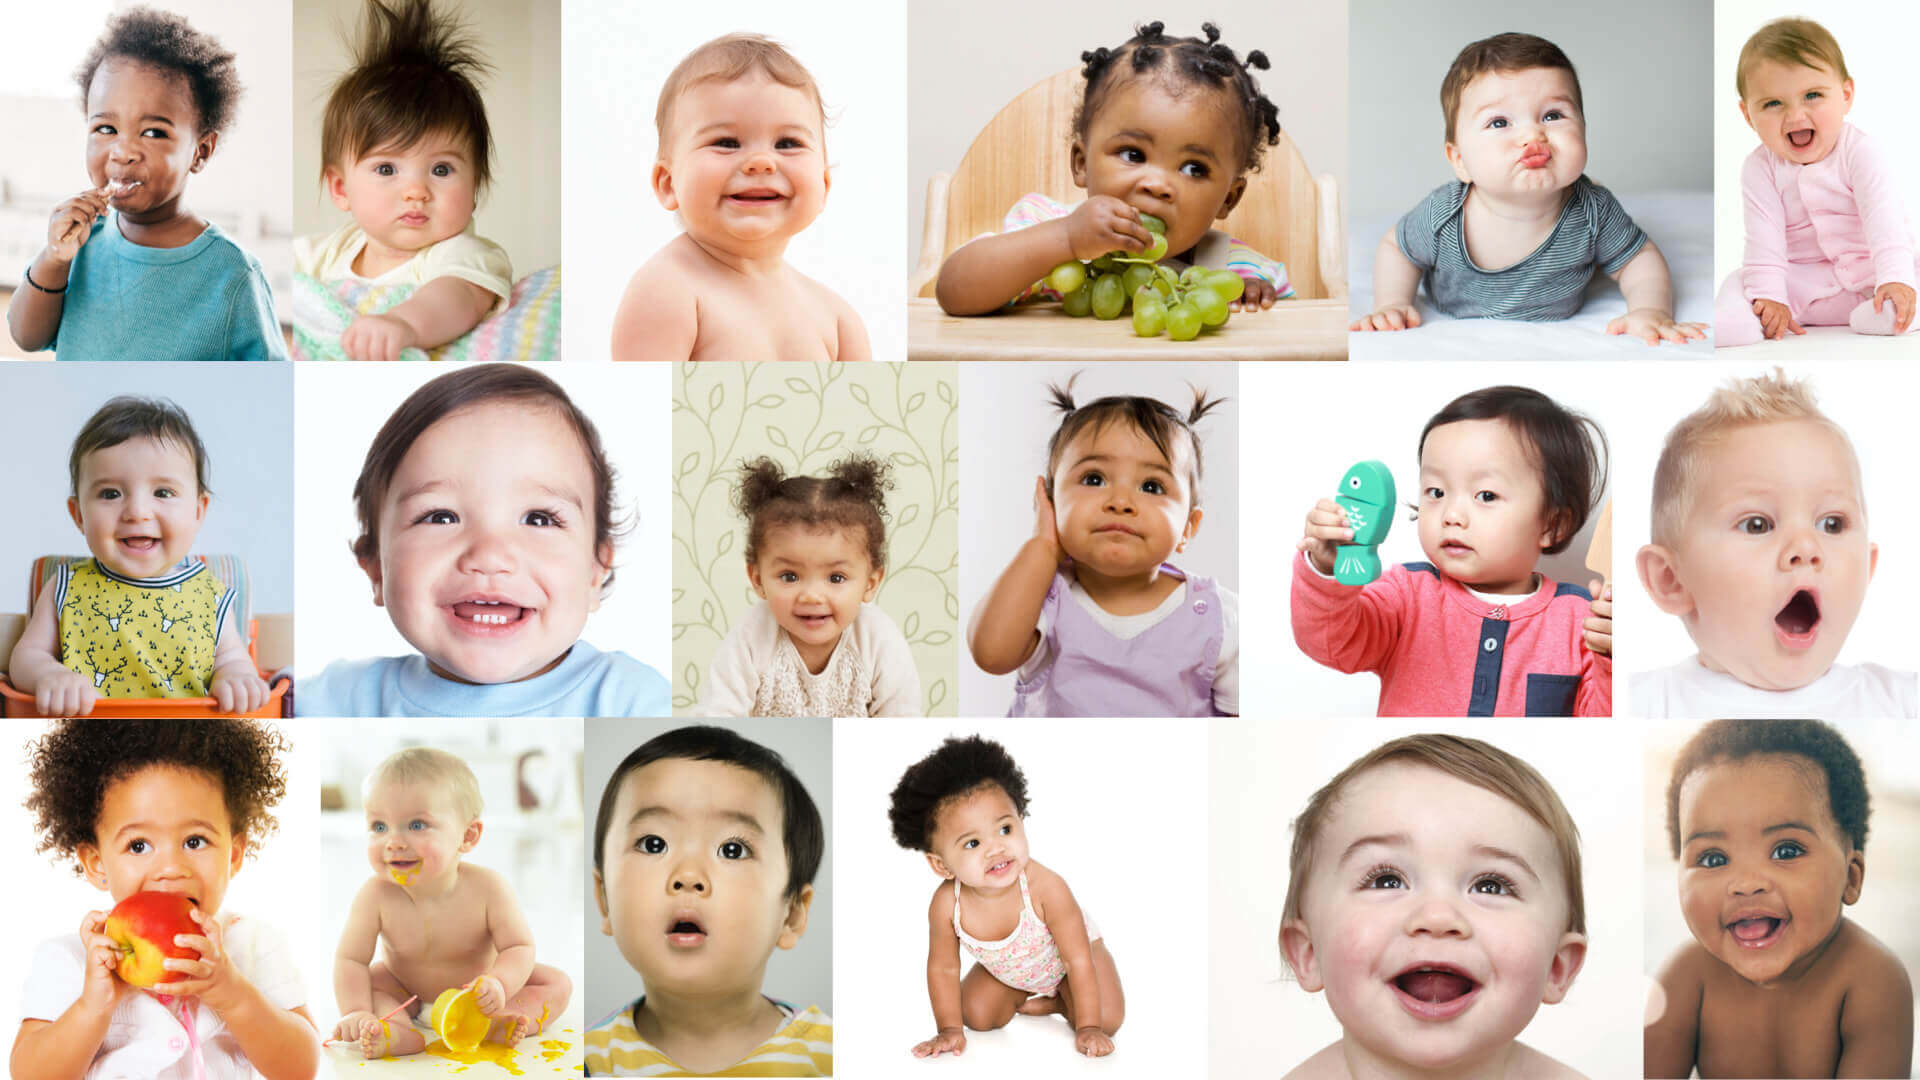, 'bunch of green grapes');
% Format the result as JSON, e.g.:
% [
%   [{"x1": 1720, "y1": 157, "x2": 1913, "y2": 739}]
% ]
[{"x1": 1043, "y1": 214, "x2": 1246, "y2": 341}]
